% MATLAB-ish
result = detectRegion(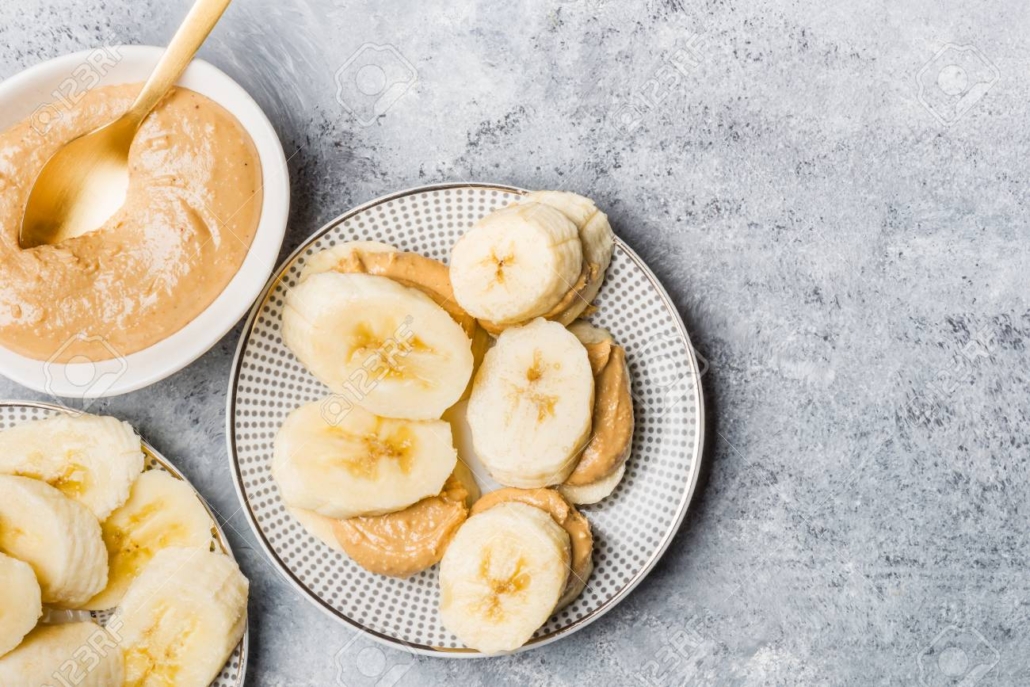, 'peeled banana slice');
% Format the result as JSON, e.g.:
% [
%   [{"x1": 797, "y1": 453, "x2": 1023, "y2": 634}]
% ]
[
  {"x1": 450, "y1": 202, "x2": 584, "y2": 326},
  {"x1": 0, "y1": 622, "x2": 124, "y2": 686},
  {"x1": 0, "y1": 413, "x2": 144, "y2": 520},
  {"x1": 439, "y1": 502, "x2": 571, "y2": 654},
  {"x1": 299, "y1": 240, "x2": 397, "y2": 281},
  {"x1": 0, "y1": 552, "x2": 41, "y2": 658},
  {"x1": 299, "y1": 241, "x2": 492, "y2": 402},
  {"x1": 0, "y1": 475, "x2": 107, "y2": 608},
  {"x1": 272, "y1": 399, "x2": 458, "y2": 519},
  {"x1": 467, "y1": 318, "x2": 594, "y2": 487},
  {"x1": 523, "y1": 191, "x2": 615, "y2": 323},
  {"x1": 560, "y1": 463, "x2": 626, "y2": 505},
  {"x1": 112, "y1": 547, "x2": 248, "y2": 687},
  {"x1": 470, "y1": 488, "x2": 594, "y2": 610},
  {"x1": 83, "y1": 470, "x2": 217, "y2": 611},
  {"x1": 282, "y1": 271, "x2": 474, "y2": 420}
]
